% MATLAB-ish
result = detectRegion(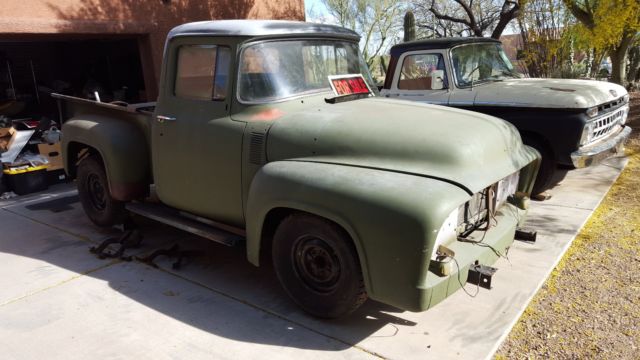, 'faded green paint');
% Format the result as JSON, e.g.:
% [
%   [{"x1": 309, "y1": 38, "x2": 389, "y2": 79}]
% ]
[
  {"x1": 58, "y1": 23, "x2": 540, "y2": 312},
  {"x1": 59, "y1": 98, "x2": 151, "y2": 201}
]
